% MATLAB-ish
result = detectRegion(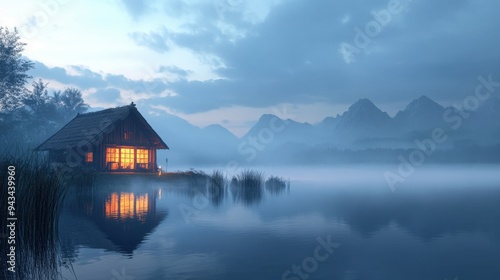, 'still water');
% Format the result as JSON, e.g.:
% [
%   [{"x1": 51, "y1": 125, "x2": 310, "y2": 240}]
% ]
[{"x1": 58, "y1": 166, "x2": 500, "y2": 280}]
